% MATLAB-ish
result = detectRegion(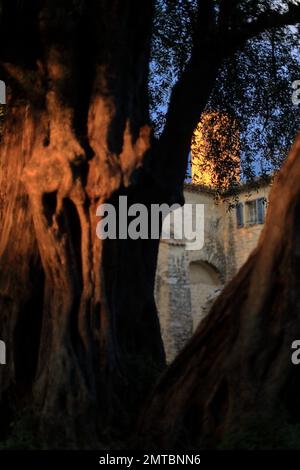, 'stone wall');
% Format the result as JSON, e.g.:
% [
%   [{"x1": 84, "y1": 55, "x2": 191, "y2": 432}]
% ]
[
  {"x1": 155, "y1": 241, "x2": 193, "y2": 362},
  {"x1": 155, "y1": 181, "x2": 271, "y2": 362},
  {"x1": 224, "y1": 184, "x2": 270, "y2": 279},
  {"x1": 184, "y1": 188, "x2": 226, "y2": 330}
]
